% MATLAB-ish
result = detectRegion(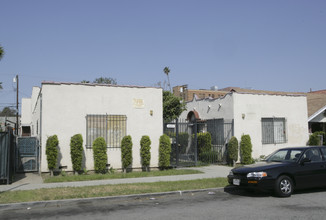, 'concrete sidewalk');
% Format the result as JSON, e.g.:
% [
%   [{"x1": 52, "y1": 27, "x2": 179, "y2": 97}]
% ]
[{"x1": 0, "y1": 165, "x2": 232, "y2": 192}]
